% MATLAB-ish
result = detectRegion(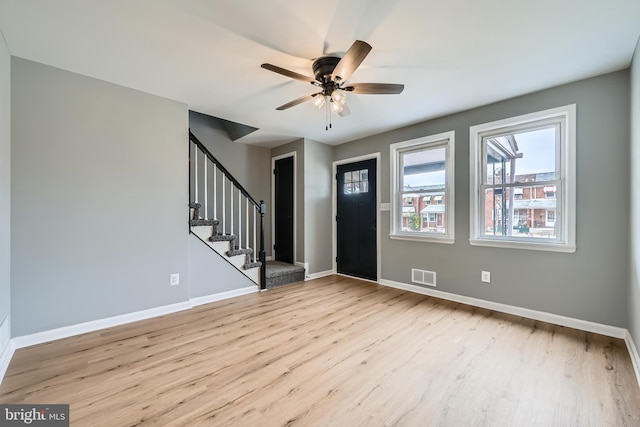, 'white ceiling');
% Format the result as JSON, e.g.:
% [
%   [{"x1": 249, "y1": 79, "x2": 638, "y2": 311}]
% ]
[{"x1": 1, "y1": 0, "x2": 639, "y2": 147}]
